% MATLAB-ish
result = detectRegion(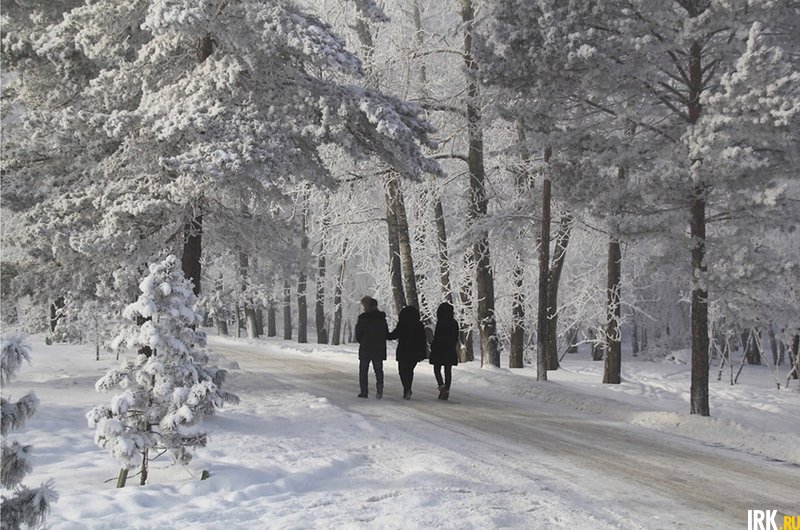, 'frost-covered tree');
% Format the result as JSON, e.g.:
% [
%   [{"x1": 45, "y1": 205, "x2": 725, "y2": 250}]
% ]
[
  {"x1": 1, "y1": 0, "x2": 440, "y2": 321},
  {"x1": 1, "y1": 334, "x2": 58, "y2": 530},
  {"x1": 86, "y1": 255, "x2": 239, "y2": 487}
]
